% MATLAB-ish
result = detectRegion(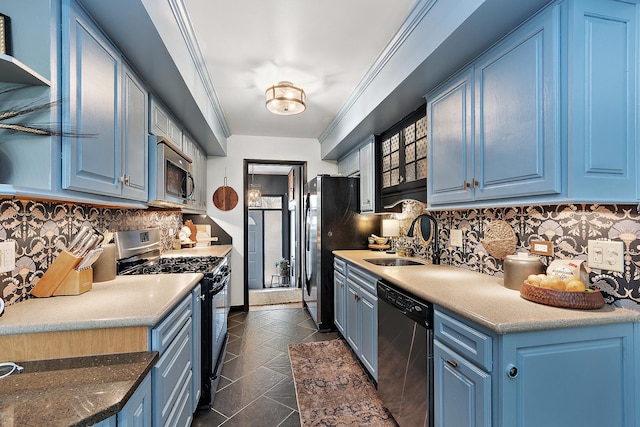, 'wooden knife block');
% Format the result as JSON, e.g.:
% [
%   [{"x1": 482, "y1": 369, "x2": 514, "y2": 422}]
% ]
[
  {"x1": 53, "y1": 268, "x2": 93, "y2": 296},
  {"x1": 30, "y1": 250, "x2": 92, "y2": 297}
]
